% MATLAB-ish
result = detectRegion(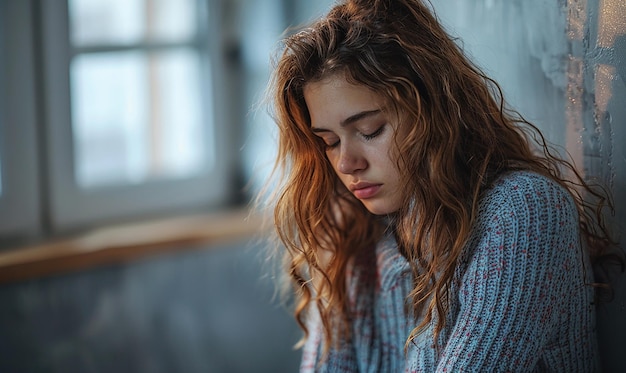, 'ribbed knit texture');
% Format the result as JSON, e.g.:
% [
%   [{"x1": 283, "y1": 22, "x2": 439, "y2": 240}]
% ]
[{"x1": 300, "y1": 171, "x2": 598, "y2": 372}]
